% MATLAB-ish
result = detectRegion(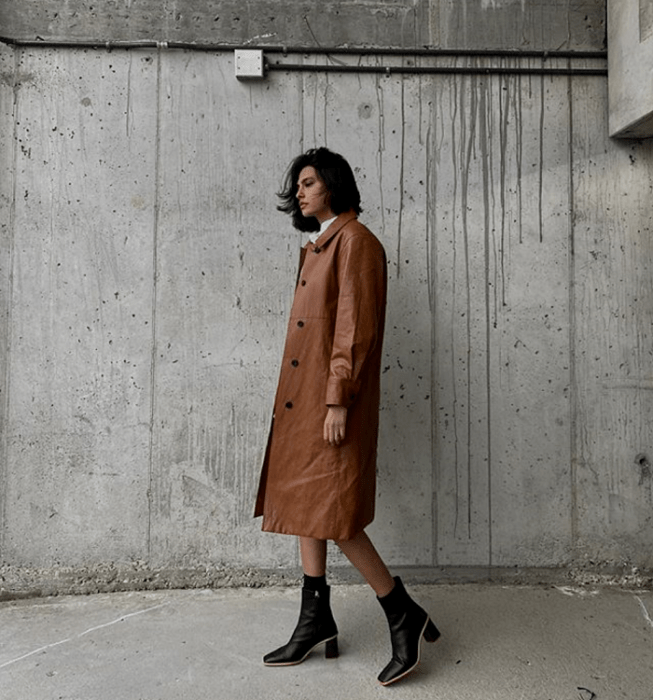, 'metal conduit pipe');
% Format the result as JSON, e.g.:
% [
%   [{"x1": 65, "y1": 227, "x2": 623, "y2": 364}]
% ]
[
  {"x1": 266, "y1": 62, "x2": 606, "y2": 77},
  {"x1": 0, "y1": 35, "x2": 606, "y2": 60},
  {"x1": 253, "y1": 46, "x2": 606, "y2": 60},
  {"x1": 0, "y1": 36, "x2": 607, "y2": 76}
]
